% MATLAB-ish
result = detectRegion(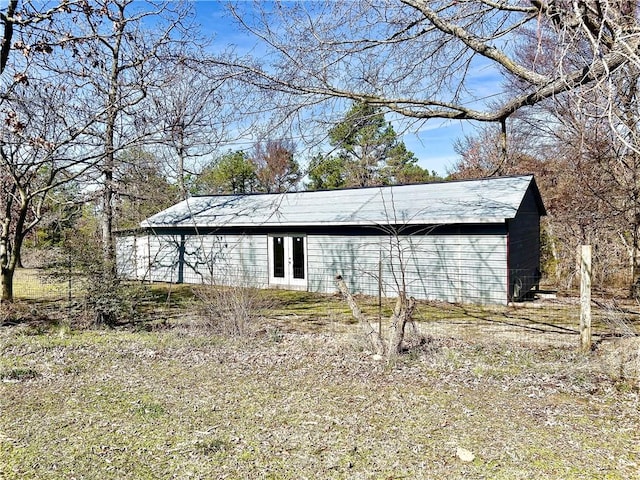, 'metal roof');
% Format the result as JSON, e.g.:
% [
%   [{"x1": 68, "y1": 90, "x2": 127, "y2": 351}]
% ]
[{"x1": 140, "y1": 175, "x2": 544, "y2": 229}]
